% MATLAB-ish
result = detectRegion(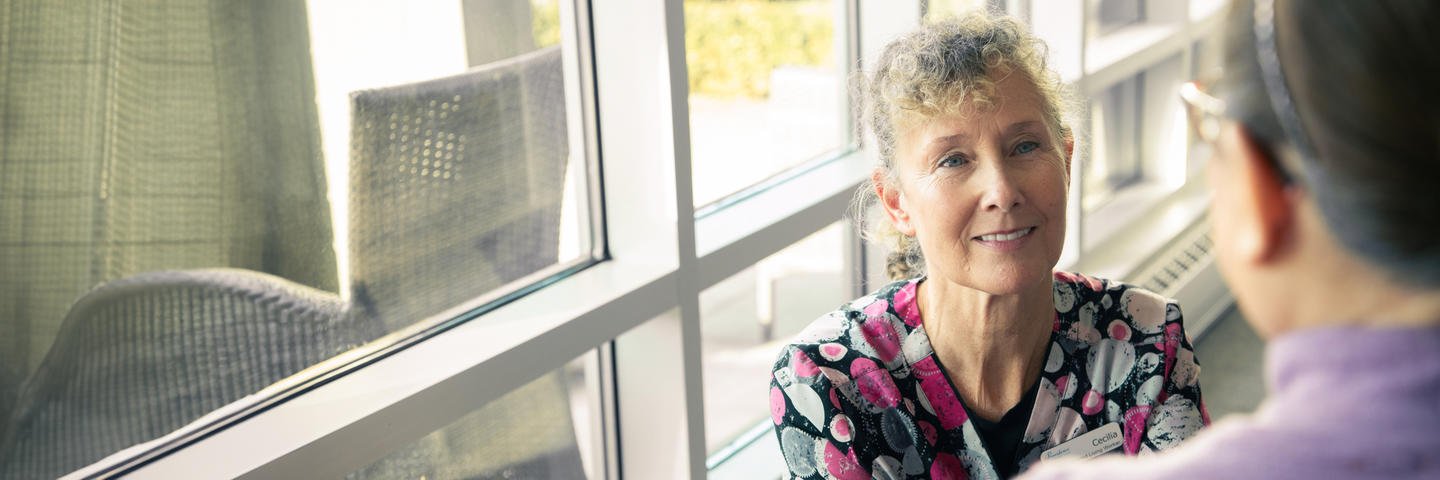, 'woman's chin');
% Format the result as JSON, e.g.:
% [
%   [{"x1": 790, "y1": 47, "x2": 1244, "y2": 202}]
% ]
[{"x1": 939, "y1": 265, "x2": 1053, "y2": 297}]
